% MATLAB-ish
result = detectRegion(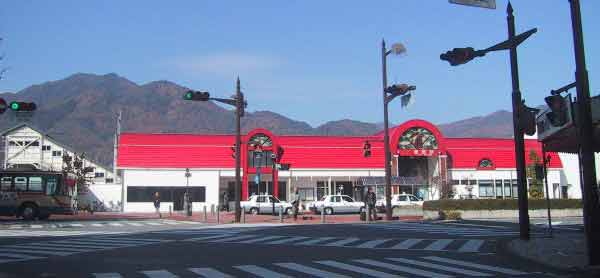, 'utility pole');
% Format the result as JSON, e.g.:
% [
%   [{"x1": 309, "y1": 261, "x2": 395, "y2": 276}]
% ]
[
  {"x1": 382, "y1": 40, "x2": 393, "y2": 221},
  {"x1": 569, "y1": 0, "x2": 600, "y2": 266},
  {"x1": 507, "y1": 2, "x2": 530, "y2": 240}
]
